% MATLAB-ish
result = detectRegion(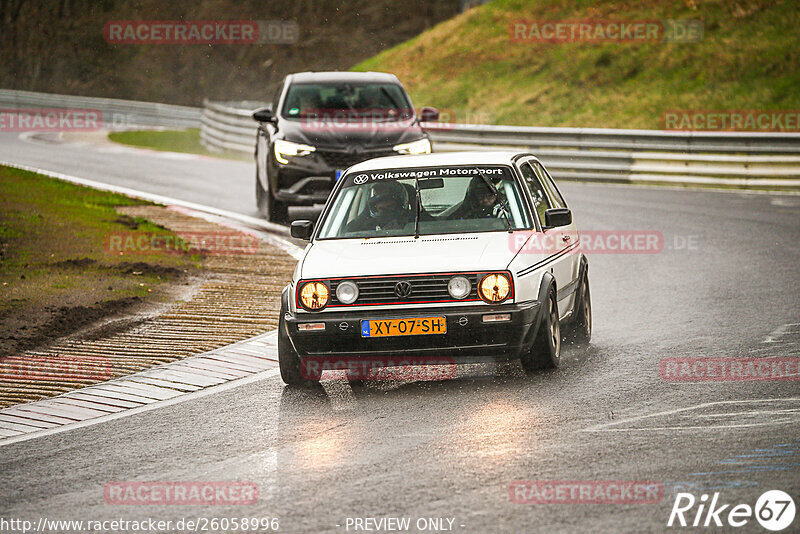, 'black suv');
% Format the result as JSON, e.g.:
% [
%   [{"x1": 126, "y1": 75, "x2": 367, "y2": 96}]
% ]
[{"x1": 252, "y1": 71, "x2": 439, "y2": 222}]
